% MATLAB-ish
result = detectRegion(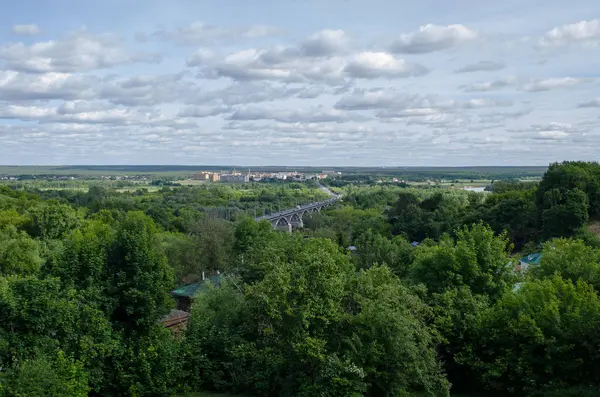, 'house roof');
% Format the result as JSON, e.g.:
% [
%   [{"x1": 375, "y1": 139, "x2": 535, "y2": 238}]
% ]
[
  {"x1": 519, "y1": 253, "x2": 542, "y2": 265},
  {"x1": 160, "y1": 309, "x2": 190, "y2": 327},
  {"x1": 171, "y1": 274, "x2": 223, "y2": 298}
]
